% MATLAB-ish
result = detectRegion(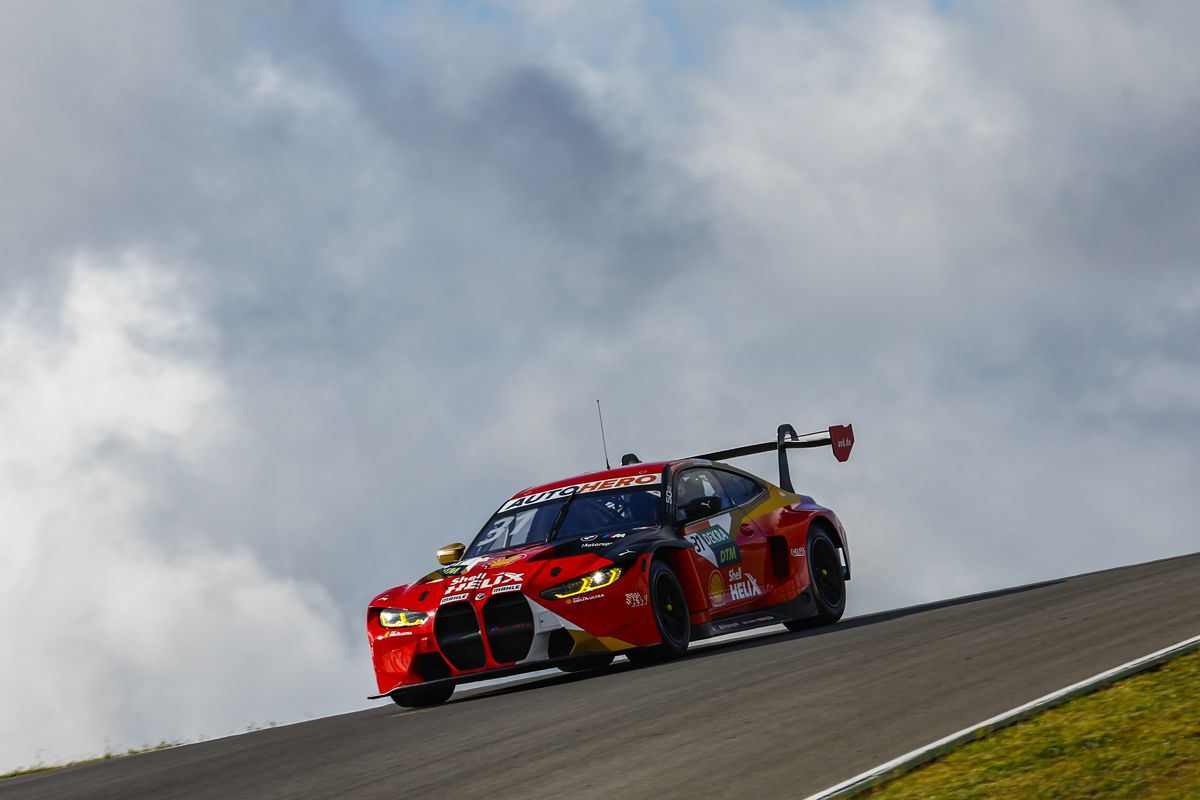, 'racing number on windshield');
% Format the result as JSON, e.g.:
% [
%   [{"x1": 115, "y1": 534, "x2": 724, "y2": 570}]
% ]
[{"x1": 477, "y1": 518, "x2": 510, "y2": 549}]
